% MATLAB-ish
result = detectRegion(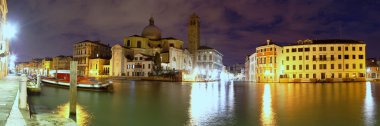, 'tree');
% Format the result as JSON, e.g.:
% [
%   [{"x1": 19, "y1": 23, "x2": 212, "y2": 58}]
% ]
[{"x1": 152, "y1": 52, "x2": 162, "y2": 75}]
